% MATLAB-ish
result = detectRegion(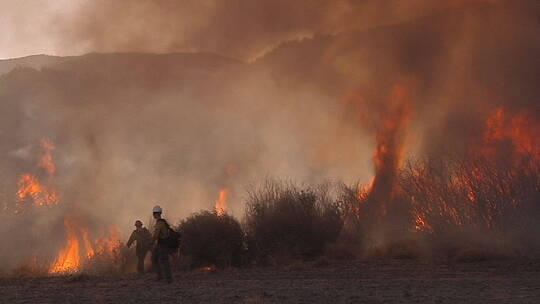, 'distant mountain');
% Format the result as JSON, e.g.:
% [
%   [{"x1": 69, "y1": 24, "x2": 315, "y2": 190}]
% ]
[
  {"x1": 0, "y1": 52, "x2": 243, "y2": 78},
  {"x1": 0, "y1": 54, "x2": 68, "y2": 75}
]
